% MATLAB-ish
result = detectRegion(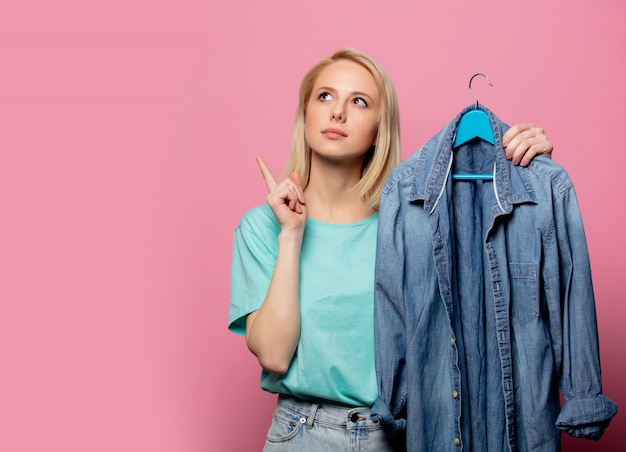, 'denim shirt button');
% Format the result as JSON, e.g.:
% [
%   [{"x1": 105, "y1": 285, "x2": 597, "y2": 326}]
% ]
[
  {"x1": 452, "y1": 390, "x2": 459, "y2": 398},
  {"x1": 450, "y1": 337, "x2": 455, "y2": 345},
  {"x1": 454, "y1": 437, "x2": 461, "y2": 446}
]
